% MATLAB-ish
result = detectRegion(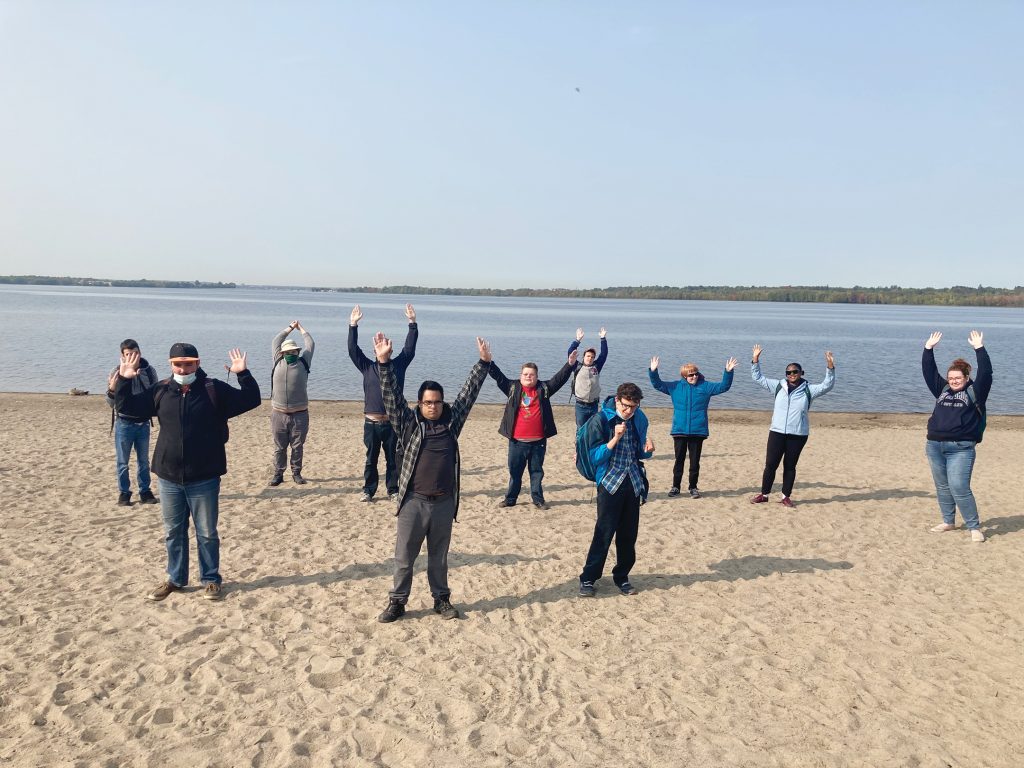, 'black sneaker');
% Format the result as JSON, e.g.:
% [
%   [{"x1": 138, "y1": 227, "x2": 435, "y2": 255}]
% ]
[
  {"x1": 668, "y1": 487, "x2": 680, "y2": 497},
  {"x1": 292, "y1": 473, "x2": 307, "y2": 485},
  {"x1": 117, "y1": 492, "x2": 132, "y2": 507},
  {"x1": 689, "y1": 488, "x2": 702, "y2": 499},
  {"x1": 138, "y1": 490, "x2": 158, "y2": 504},
  {"x1": 533, "y1": 501, "x2": 550, "y2": 510},
  {"x1": 617, "y1": 582, "x2": 638, "y2": 596},
  {"x1": 268, "y1": 474, "x2": 284, "y2": 487},
  {"x1": 377, "y1": 600, "x2": 405, "y2": 623},
  {"x1": 579, "y1": 581, "x2": 596, "y2": 597},
  {"x1": 497, "y1": 499, "x2": 514, "y2": 508},
  {"x1": 433, "y1": 598, "x2": 459, "y2": 620}
]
